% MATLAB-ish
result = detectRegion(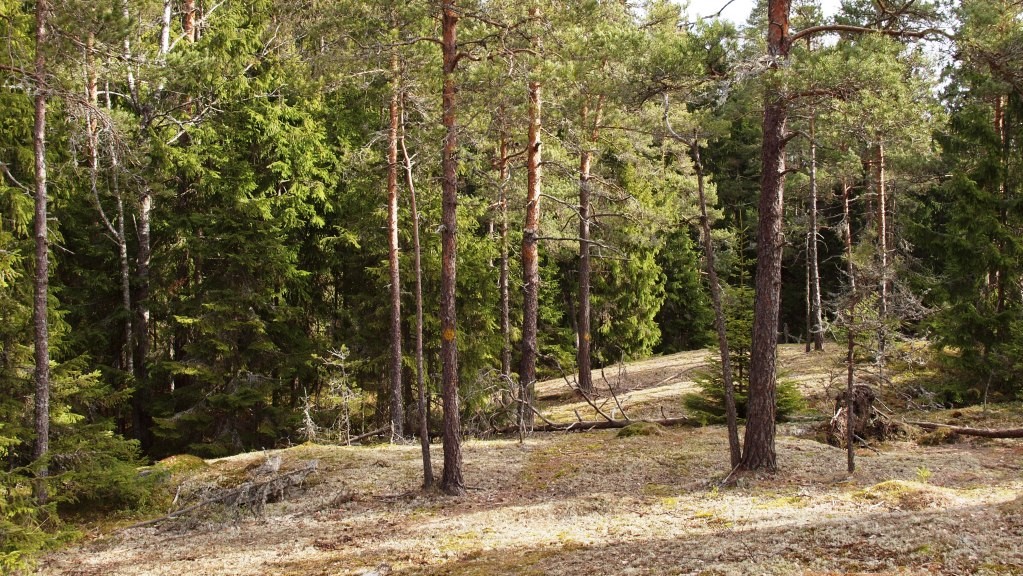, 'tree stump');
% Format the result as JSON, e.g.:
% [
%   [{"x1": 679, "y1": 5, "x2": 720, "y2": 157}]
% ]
[{"x1": 828, "y1": 384, "x2": 895, "y2": 447}]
